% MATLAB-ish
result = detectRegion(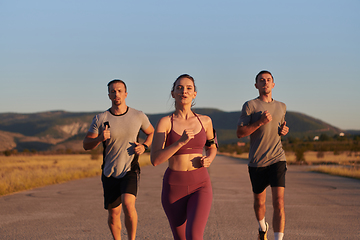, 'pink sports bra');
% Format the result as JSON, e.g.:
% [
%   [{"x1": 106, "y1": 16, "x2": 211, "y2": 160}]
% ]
[{"x1": 165, "y1": 113, "x2": 207, "y2": 155}]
